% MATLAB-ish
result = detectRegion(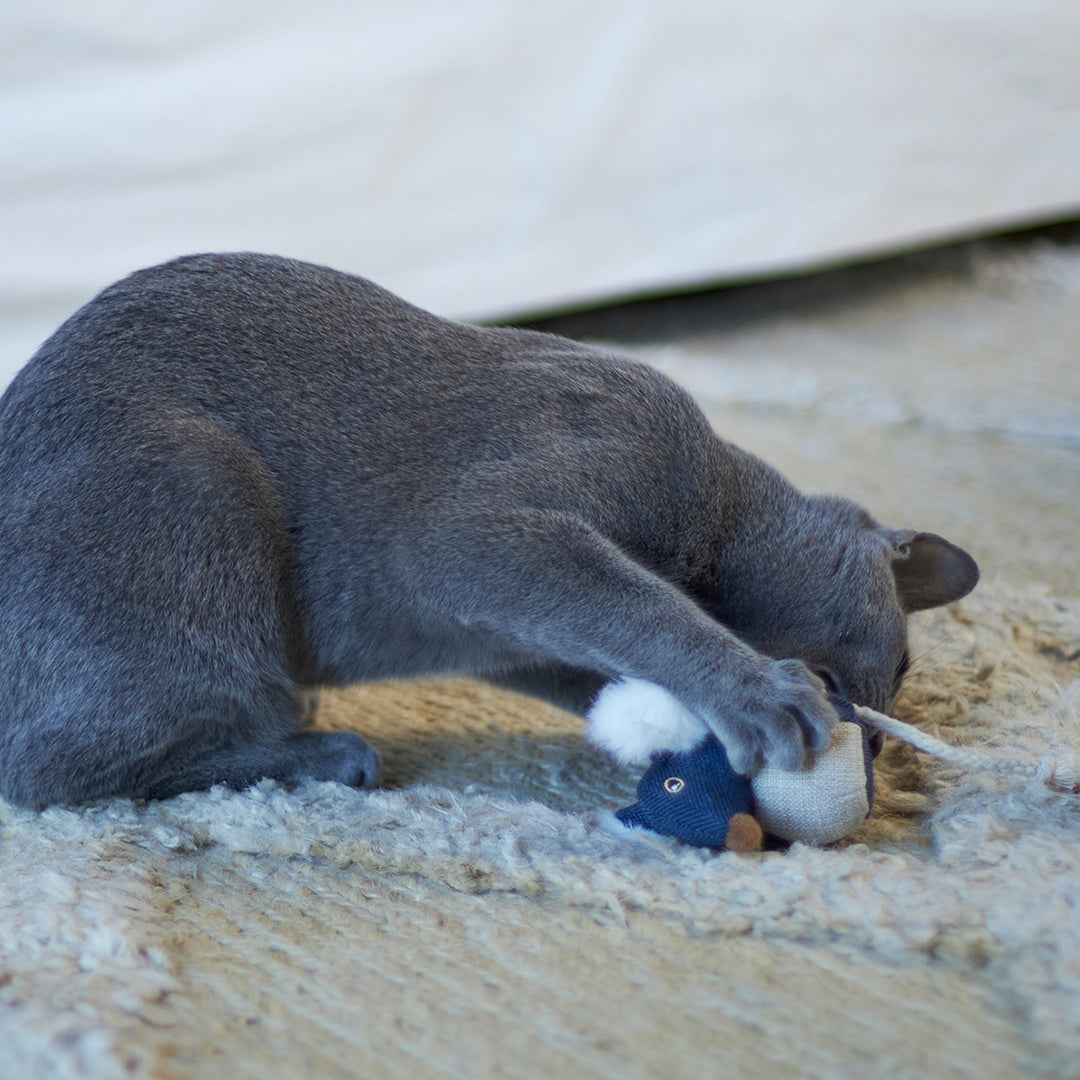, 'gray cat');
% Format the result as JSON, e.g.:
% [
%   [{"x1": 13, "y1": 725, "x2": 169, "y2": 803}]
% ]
[{"x1": 0, "y1": 253, "x2": 978, "y2": 807}]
